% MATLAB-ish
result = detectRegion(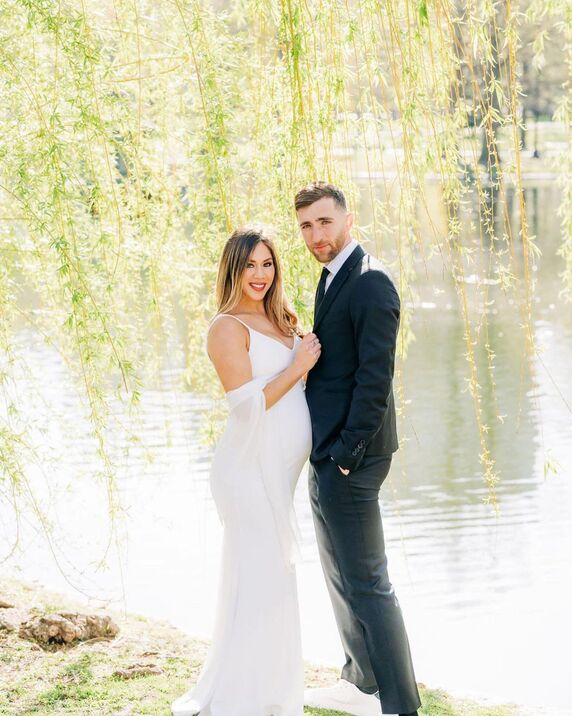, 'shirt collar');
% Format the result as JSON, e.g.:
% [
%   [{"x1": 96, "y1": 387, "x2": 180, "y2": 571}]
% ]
[{"x1": 325, "y1": 238, "x2": 358, "y2": 278}]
